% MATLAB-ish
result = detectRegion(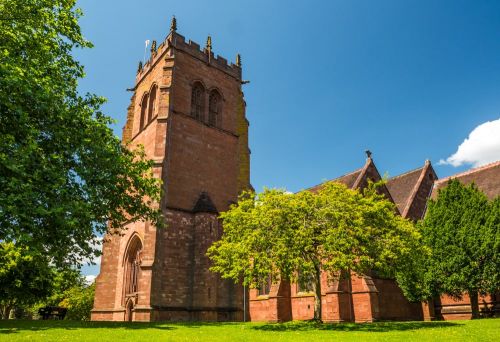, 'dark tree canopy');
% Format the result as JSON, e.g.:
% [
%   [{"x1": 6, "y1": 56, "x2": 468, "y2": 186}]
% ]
[
  {"x1": 0, "y1": 0, "x2": 162, "y2": 266},
  {"x1": 421, "y1": 179, "x2": 499, "y2": 318}
]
